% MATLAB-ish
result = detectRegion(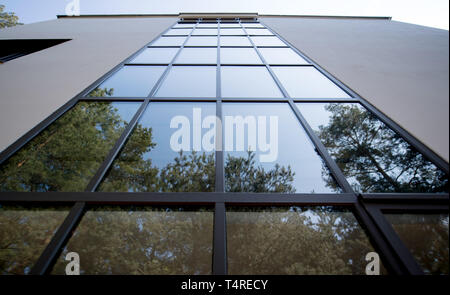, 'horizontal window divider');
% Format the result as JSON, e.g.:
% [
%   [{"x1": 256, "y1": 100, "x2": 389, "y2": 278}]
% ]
[
  {"x1": 221, "y1": 97, "x2": 290, "y2": 102},
  {"x1": 184, "y1": 46, "x2": 218, "y2": 48},
  {"x1": 80, "y1": 97, "x2": 146, "y2": 101},
  {"x1": 219, "y1": 46, "x2": 254, "y2": 48},
  {"x1": 124, "y1": 63, "x2": 170, "y2": 66},
  {"x1": 360, "y1": 193, "x2": 449, "y2": 203},
  {"x1": 148, "y1": 46, "x2": 182, "y2": 48},
  {"x1": 149, "y1": 97, "x2": 218, "y2": 101},
  {"x1": 0, "y1": 192, "x2": 358, "y2": 204},
  {"x1": 267, "y1": 64, "x2": 312, "y2": 66},
  {"x1": 171, "y1": 63, "x2": 218, "y2": 66},
  {"x1": 292, "y1": 97, "x2": 358, "y2": 102}
]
